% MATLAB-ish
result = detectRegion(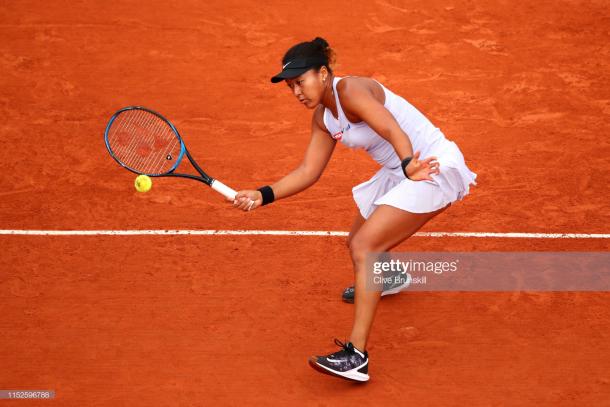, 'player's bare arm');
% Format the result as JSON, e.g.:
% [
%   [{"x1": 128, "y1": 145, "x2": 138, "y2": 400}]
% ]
[{"x1": 337, "y1": 78, "x2": 440, "y2": 181}]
